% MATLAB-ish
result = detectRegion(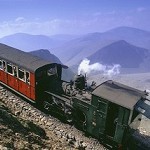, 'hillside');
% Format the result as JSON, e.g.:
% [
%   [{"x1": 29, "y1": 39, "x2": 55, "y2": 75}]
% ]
[
  {"x1": 29, "y1": 49, "x2": 74, "y2": 81},
  {"x1": 1, "y1": 26, "x2": 150, "y2": 70},
  {"x1": 88, "y1": 40, "x2": 150, "y2": 73},
  {"x1": 53, "y1": 26, "x2": 150, "y2": 66},
  {"x1": 0, "y1": 33, "x2": 68, "y2": 52},
  {"x1": 0, "y1": 86, "x2": 106, "y2": 149},
  {"x1": 29, "y1": 49, "x2": 62, "y2": 64},
  {"x1": 53, "y1": 33, "x2": 115, "y2": 65},
  {"x1": 103, "y1": 26, "x2": 150, "y2": 50}
]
